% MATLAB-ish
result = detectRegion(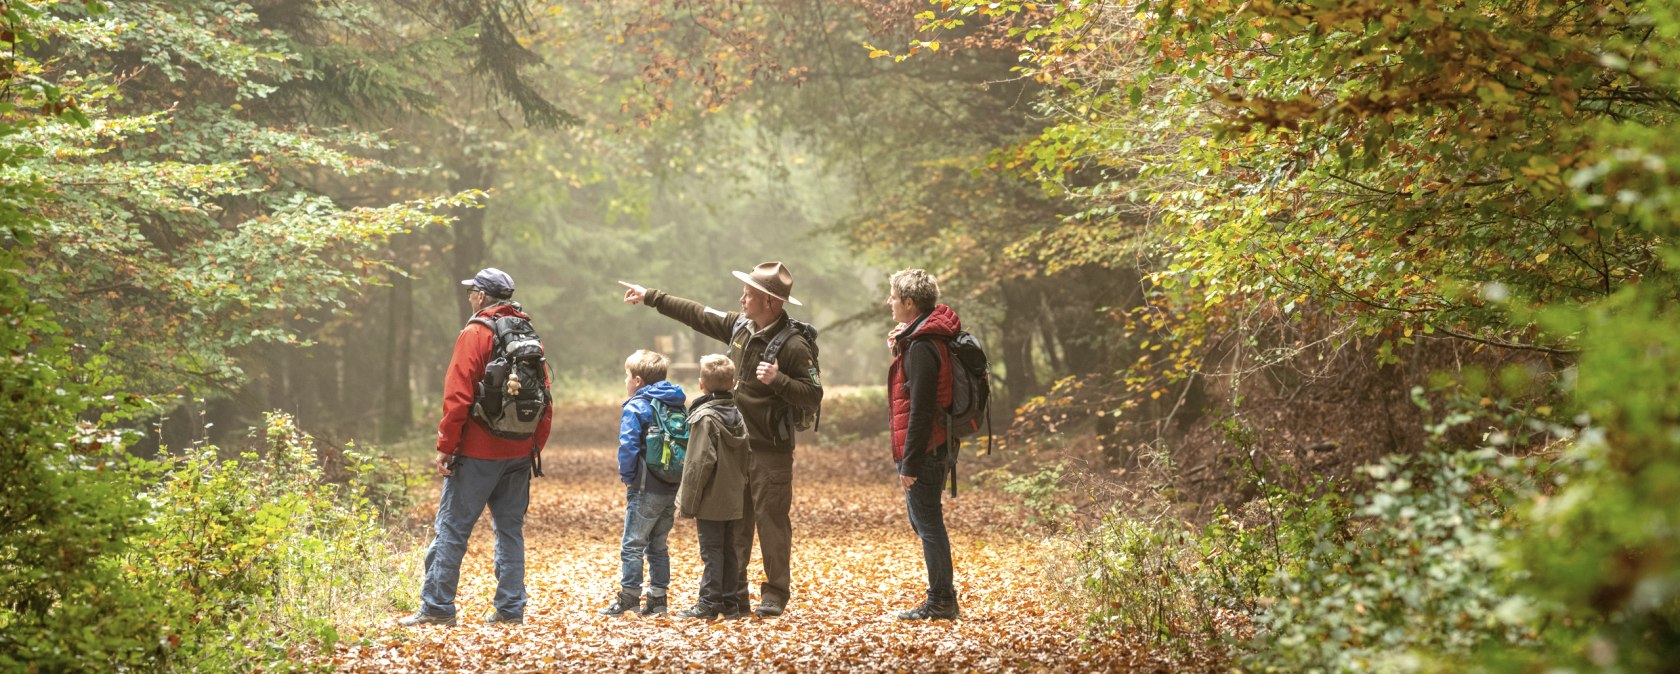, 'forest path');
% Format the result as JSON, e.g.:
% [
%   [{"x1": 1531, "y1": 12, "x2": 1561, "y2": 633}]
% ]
[{"x1": 331, "y1": 439, "x2": 1186, "y2": 672}]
